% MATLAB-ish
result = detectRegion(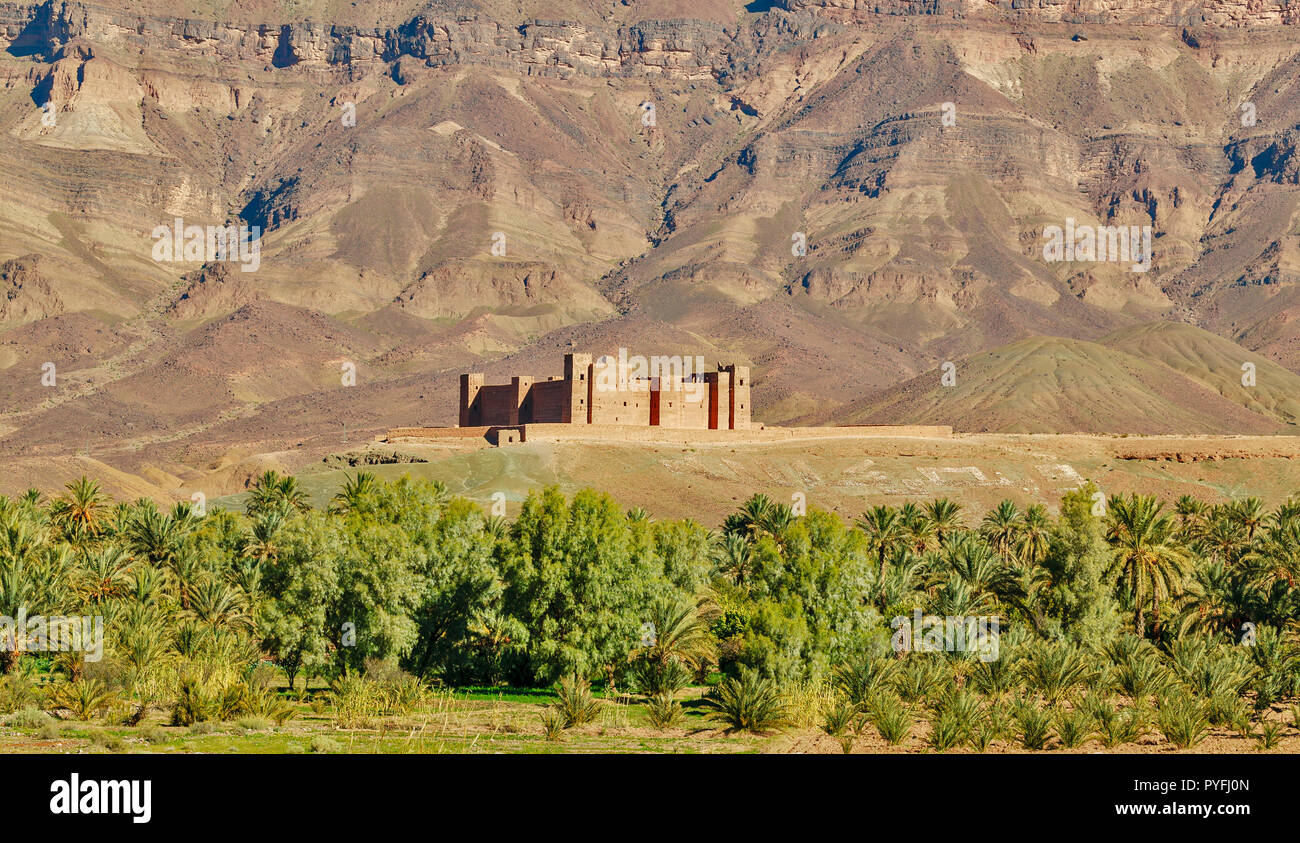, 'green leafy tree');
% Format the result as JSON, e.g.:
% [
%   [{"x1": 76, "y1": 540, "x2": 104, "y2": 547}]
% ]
[{"x1": 500, "y1": 487, "x2": 661, "y2": 686}]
